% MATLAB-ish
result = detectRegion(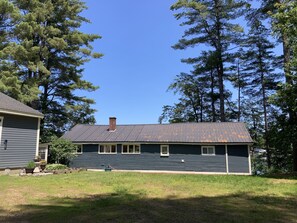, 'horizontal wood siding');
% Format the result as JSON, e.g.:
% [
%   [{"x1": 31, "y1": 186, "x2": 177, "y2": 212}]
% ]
[
  {"x1": 228, "y1": 145, "x2": 249, "y2": 173},
  {"x1": 0, "y1": 113, "x2": 38, "y2": 169},
  {"x1": 71, "y1": 144, "x2": 227, "y2": 172}
]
